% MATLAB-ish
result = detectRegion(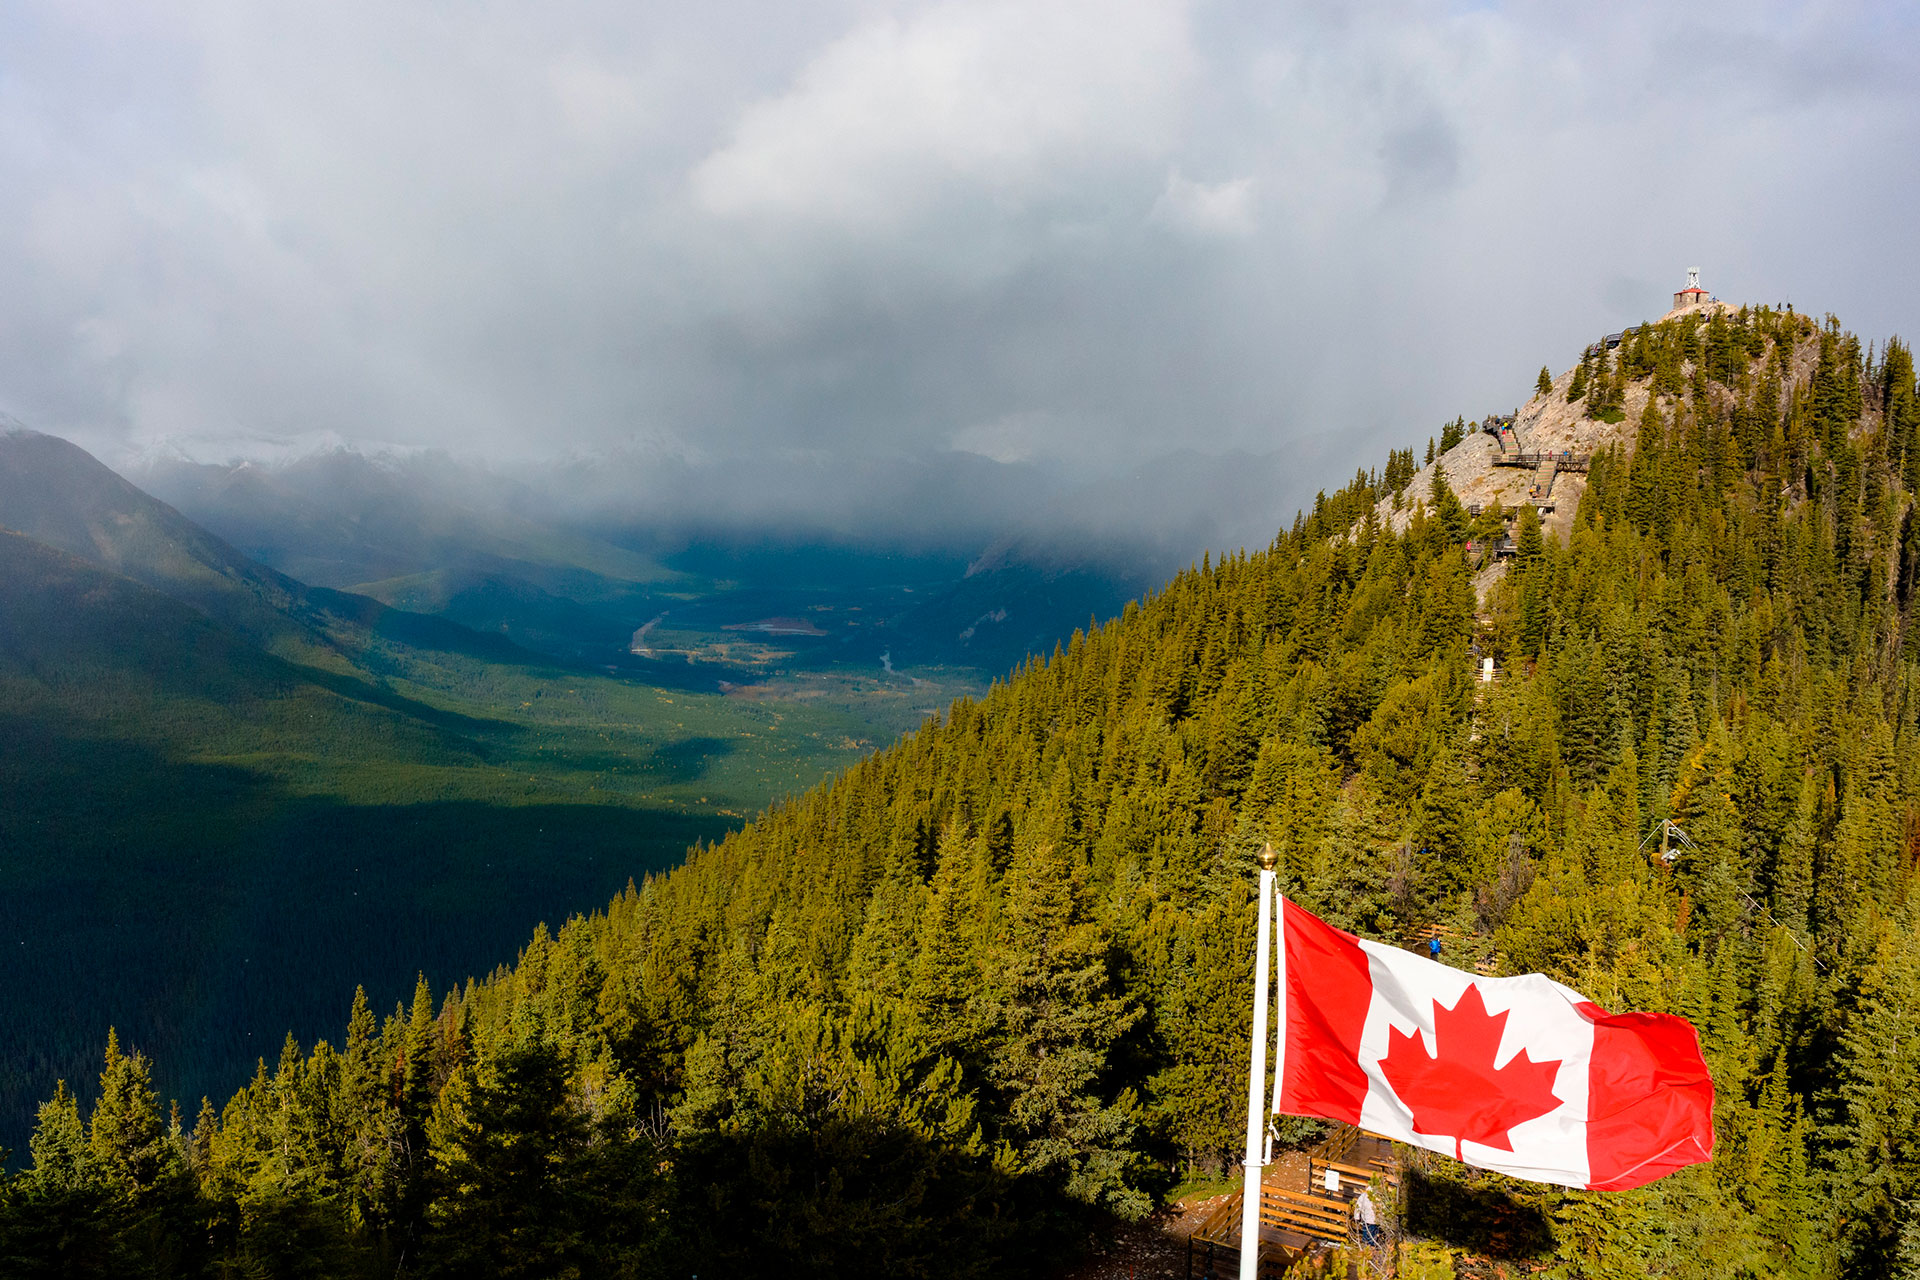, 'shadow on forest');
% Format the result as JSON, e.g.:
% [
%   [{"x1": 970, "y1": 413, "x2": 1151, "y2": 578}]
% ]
[
  {"x1": 1401, "y1": 1167, "x2": 1556, "y2": 1259},
  {"x1": 0, "y1": 721, "x2": 736, "y2": 1164},
  {"x1": 611, "y1": 643, "x2": 828, "y2": 692},
  {"x1": 0, "y1": 1048, "x2": 1063, "y2": 1279},
  {"x1": 673, "y1": 1113, "x2": 1052, "y2": 1278},
  {"x1": 285, "y1": 656, "x2": 523, "y2": 739},
  {"x1": 645, "y1": 735, "x2": 735, "y2": 782},
  {"x1": 311, "y1": 585, "x2": 550, "y2": 669}
]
